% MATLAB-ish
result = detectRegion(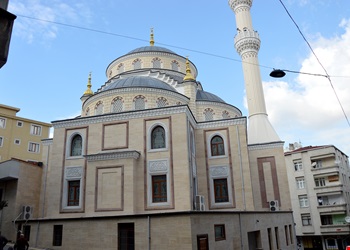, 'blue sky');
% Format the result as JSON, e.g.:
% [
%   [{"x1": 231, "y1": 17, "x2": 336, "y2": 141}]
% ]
[{"x1": 1, "y1": 0, "x2": 350, "y2": 156}]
